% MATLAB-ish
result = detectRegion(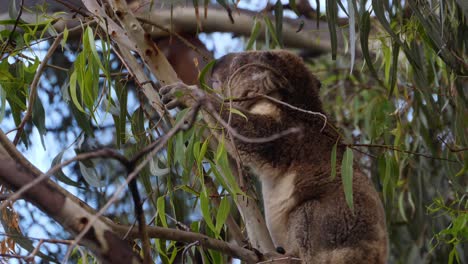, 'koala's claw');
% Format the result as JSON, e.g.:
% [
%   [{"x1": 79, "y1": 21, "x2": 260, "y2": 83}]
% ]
[{"x1": 160, "y1": 82, "x2": 190, "y2": 110}]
